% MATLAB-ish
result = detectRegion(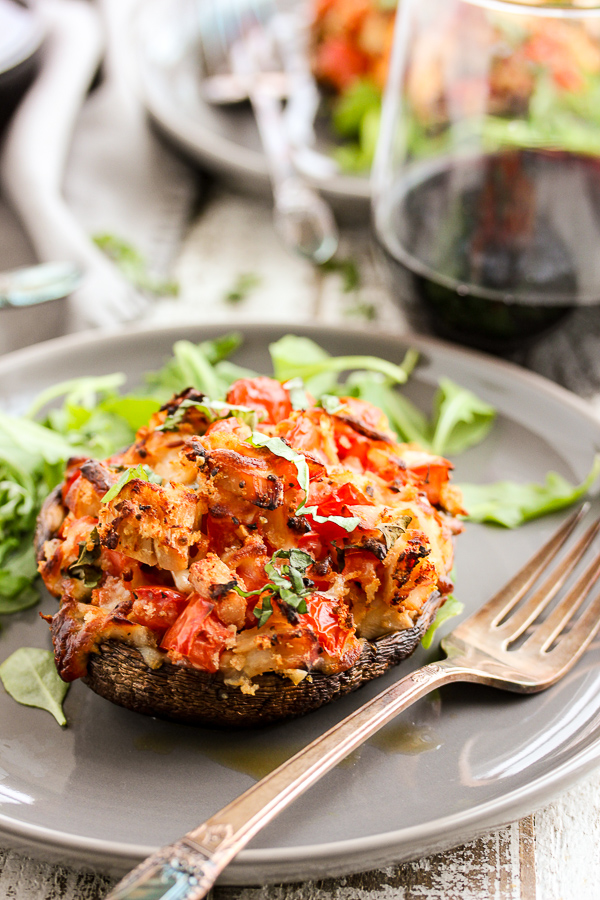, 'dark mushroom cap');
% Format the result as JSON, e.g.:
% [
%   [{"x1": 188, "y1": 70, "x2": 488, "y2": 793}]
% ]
[
  {"x1": 37, "y1": 482, "x2": 442, "y2": 727},
  {"x1": 83, "y1": 590, "x2": 441, "y2": 728}
]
